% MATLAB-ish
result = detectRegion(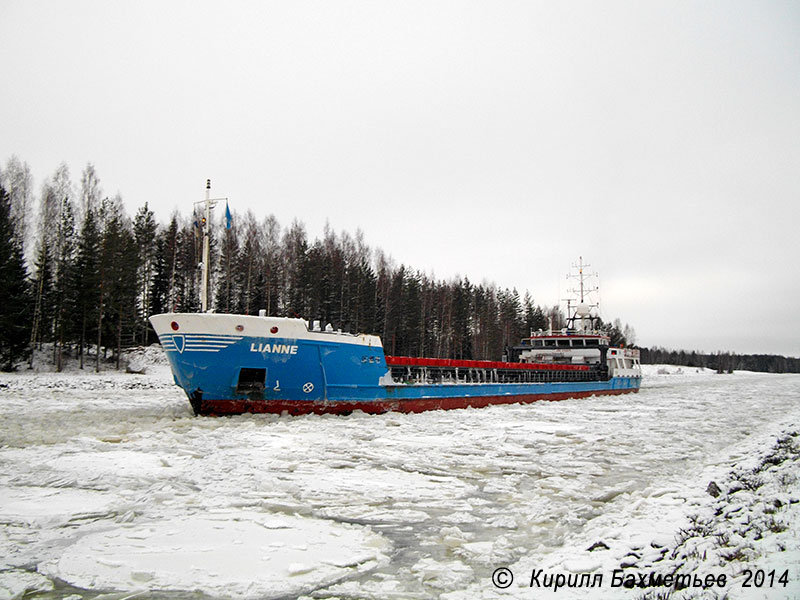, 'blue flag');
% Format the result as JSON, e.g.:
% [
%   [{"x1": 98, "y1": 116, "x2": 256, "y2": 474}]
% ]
[{"x1": 225, "y1": 200, "x2": 232, "y2": 230}]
